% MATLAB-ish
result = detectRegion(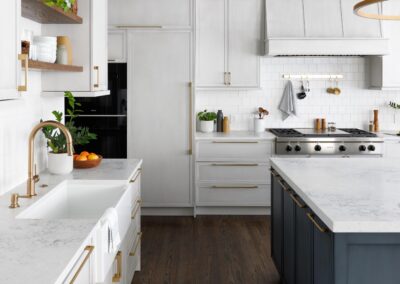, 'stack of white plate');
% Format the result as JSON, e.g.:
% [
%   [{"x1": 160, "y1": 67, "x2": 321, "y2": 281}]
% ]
[{"x1": 32, "y1": 36, "x2": 57, "y2": 63}]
